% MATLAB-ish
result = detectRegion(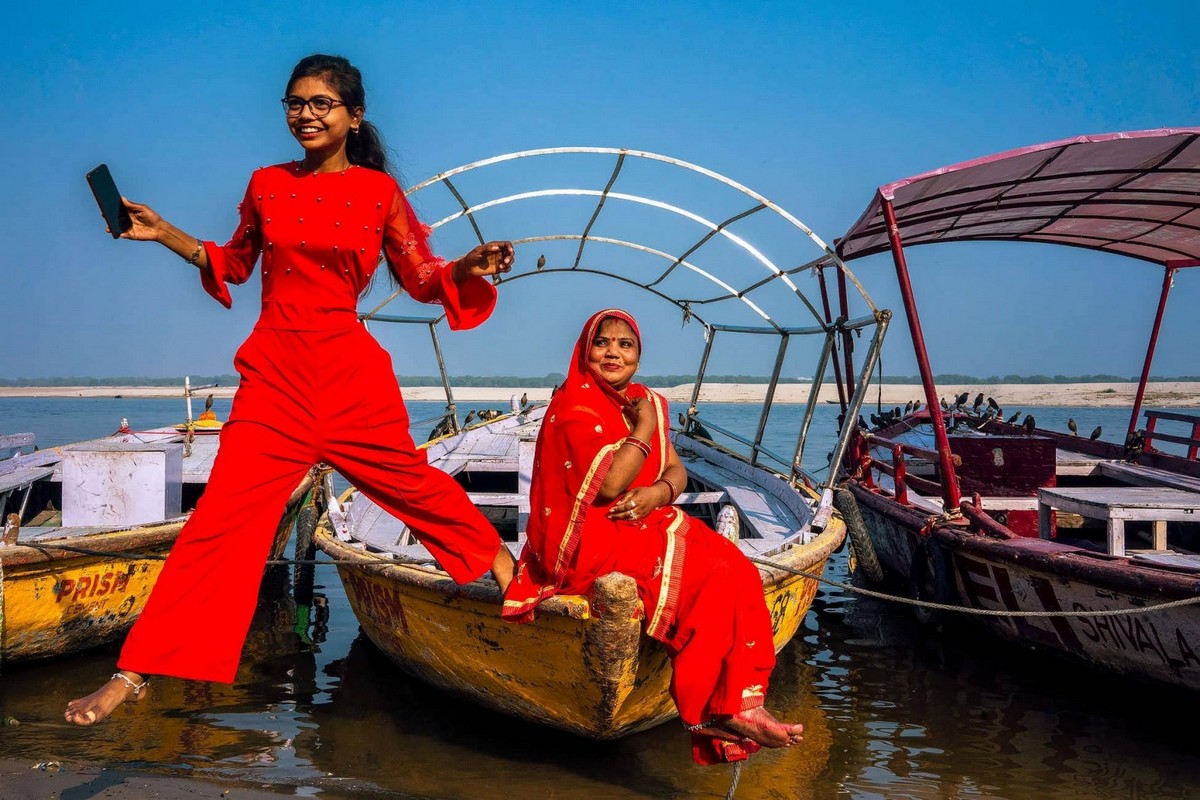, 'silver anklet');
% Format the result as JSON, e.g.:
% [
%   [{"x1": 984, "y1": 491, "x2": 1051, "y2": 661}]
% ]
[
  {"x1": 683, "y1": 718, "x2": 717, "y2": 732},
  {"x1": 111, "y1": 672, "x2": 148, "y2": 697}
]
